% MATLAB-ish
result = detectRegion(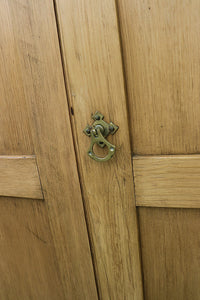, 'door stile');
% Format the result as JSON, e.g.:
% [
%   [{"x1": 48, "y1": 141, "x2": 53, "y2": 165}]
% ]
[
  {"x1": 53, "y1": 1, "x2": 101, "y2": 296},
  {"x1": 8, "y1": 0, "x2": 98, "y2": 298},
  {"x1": 54, "y1": 0, "x2": 144, "y2": 299}
]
